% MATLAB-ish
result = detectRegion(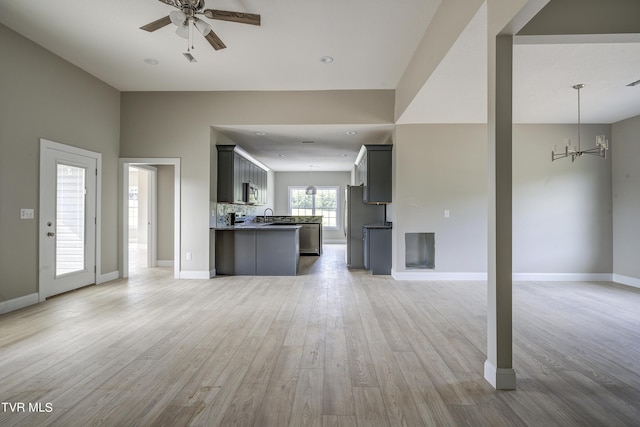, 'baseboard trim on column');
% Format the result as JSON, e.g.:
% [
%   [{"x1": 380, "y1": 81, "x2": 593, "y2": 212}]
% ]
[{"x1": 484, "y1": 360, "x2": 516, "y2": 390}]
